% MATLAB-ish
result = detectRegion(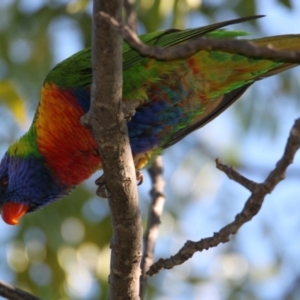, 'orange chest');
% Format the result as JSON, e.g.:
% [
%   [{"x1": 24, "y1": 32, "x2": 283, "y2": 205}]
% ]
[{"x1": 35, "y1": 84, "x2": 101, "y2": 186}]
